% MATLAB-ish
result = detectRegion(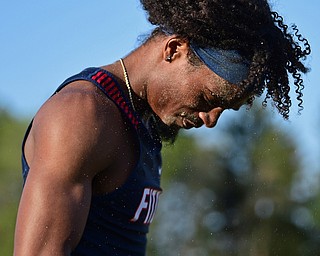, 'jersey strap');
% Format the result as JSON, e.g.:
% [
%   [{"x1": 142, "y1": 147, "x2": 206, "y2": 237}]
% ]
[{"x1": 90, "y1": 69, "x2": 140, "y2": 130}]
